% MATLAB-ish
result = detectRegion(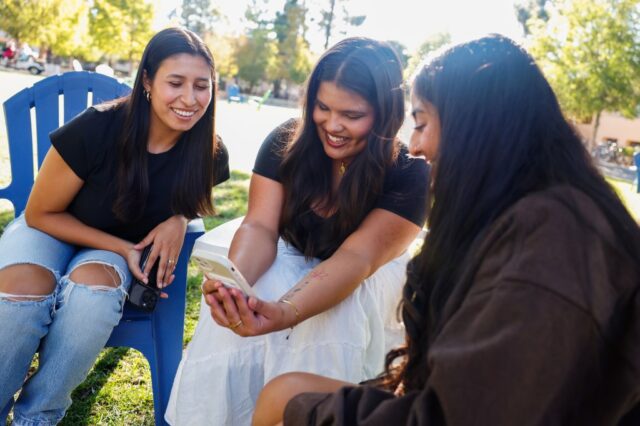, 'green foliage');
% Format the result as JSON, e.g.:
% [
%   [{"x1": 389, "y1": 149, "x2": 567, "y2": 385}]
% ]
[
  {"x1": 0, "y1": 210, "x2": 13, "y2": 234},
  {"x1": 90, "y1": 0, "x2": 154, "y2": 63},
  {"x1": 317, "y1": 0, "x2": 366, "y2": 50},
  {"x1": 271, "y1": 0, "x2": 313, "y2": 85},
  {"x1": 514, "y1": 0, "x2": 550, "y2": 35},
  {"x1": 204, "y1": 33, "x2": 239, "y2": 79},
  {"x1": 405, "y1": 32, "x2": 451, "y2": 79},
  {"x1": 0, "y1": 0, "x2": 91, "y2": 58},
  {"x1": 235, "y1": 31, "x2": 278, "y2": 89},
  {"x1": 234, "y1": 1, "x2": 278, "y2": 89},
  {"x1": 528, "y1": 0, "x2": 640, "y2": 145},
  {"x1": 181, "y1": 0, "x2": 220, "y2": 37}
]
